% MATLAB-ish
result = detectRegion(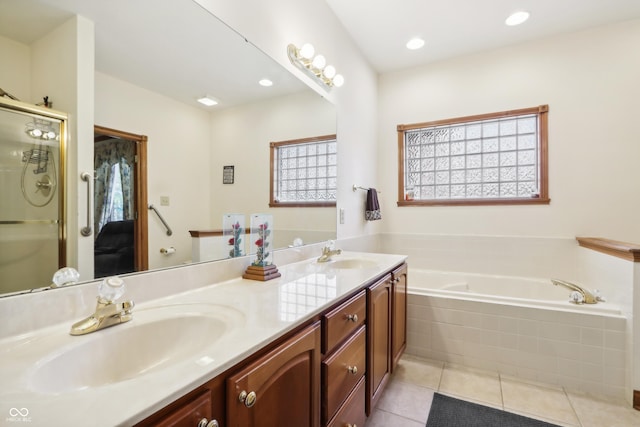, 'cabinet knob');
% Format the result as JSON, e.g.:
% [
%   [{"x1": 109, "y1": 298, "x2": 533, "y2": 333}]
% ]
[
  {"x1": 347, "y1": 365, "x2": 358, "y2": 375},
  {"x1": 345, "y1": 424, "x2": 357, "y2": 427},
  {"x1": 197, "y1": 419, "x2": 219, "y2": 427},
  {"x1": 239, "y1": 390, "x2": 257, "y2": 408},
  {"x1": 346, "y1": 314, "x2": 358, "y2": 323}
]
